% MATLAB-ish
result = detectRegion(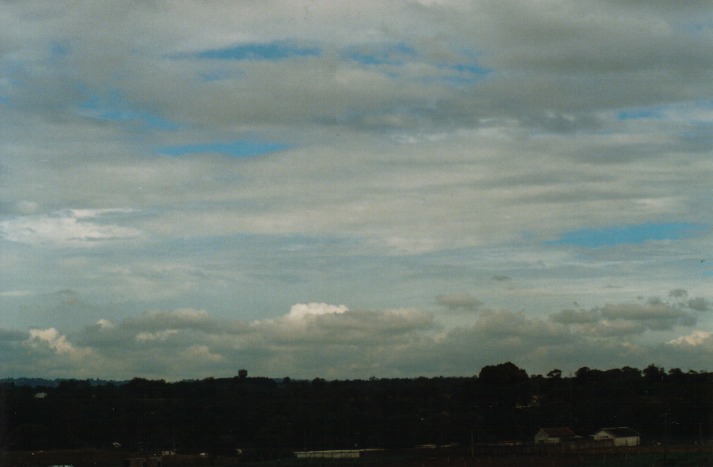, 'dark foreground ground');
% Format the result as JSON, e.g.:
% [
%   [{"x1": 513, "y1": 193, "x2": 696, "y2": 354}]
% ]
[{"x1": 3, "y1": 445, "x2": 713, "y2": 467}]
